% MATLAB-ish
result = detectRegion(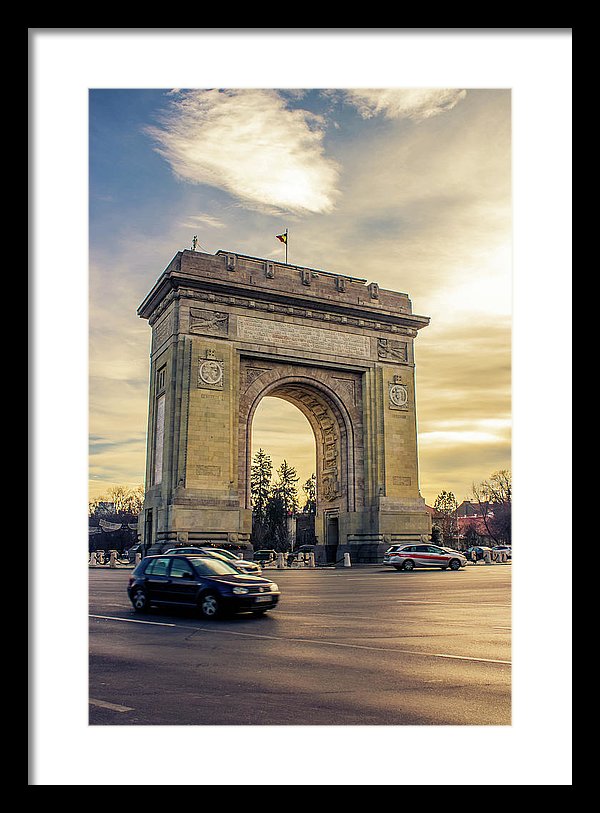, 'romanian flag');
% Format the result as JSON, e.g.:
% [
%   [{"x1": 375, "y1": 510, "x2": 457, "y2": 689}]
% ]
[{"x1": 276, "y1": 232, "x2": 287, "y2": 244}]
